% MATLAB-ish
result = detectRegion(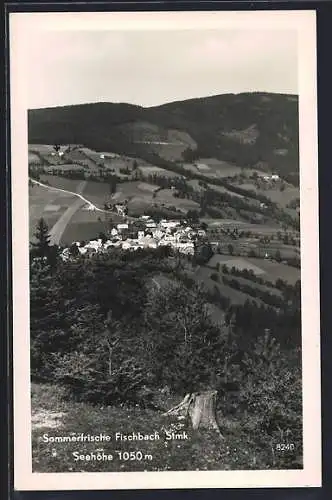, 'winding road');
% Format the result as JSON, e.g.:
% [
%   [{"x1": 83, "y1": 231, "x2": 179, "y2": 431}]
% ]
[
  {"x1": 30, "y1": 178, "x2": 137, "y2": 245},
  {"x1": 30, "y1": 178, "x2": 105, "y2": 212},
  {"x1": 30, "y1": 178, "x2": 107, "y2": 245}
]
